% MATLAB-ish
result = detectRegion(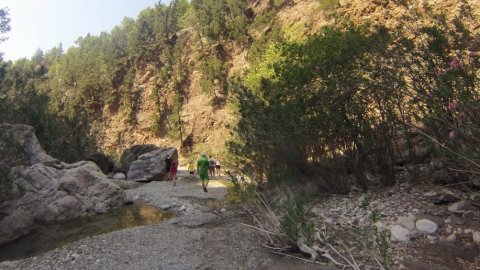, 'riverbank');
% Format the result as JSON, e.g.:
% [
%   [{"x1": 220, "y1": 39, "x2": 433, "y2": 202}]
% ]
[{"x1": 0, "y1": 171, "x2": 330, "y2": 270}]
